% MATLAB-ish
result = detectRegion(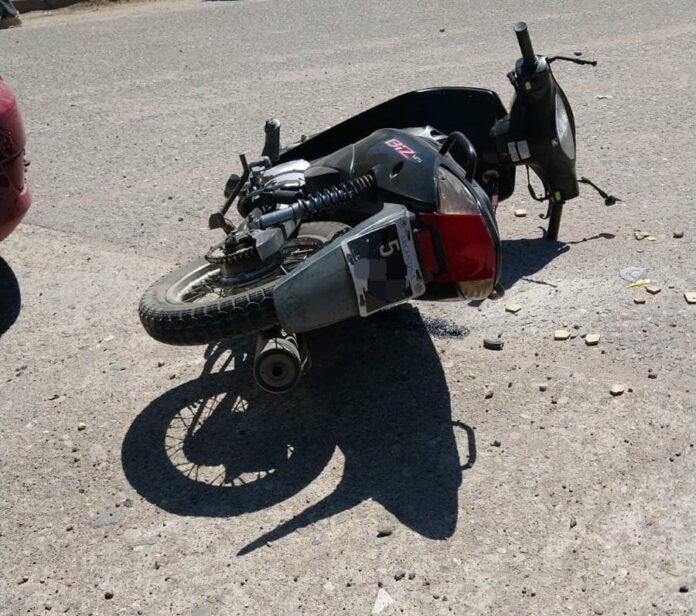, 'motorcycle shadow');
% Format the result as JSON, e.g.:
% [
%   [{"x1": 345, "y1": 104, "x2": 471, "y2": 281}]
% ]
[
  {"x1": 0, "y1": 257, "x2": 21, "y2": 339},
  {"x1": 121, "y1": 304, "x2": 474, "y2": 555}
]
